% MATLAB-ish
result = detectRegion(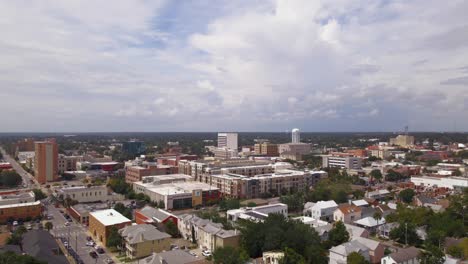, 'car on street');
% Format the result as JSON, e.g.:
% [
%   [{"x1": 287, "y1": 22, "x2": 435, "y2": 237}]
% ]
[
  {"x1": 86, "y1": 236, "x2": 92, "y2": 241},
  {"x1": 64, "y1": 222, "x2": 70, "y2": 226},
  {"x1": 12, "y1": 221, "x2": 18, "y2": 226},
  {"x1": 26, "y1": 224, "x2": 32, "y2": 230},
  {"x1": 63, "y1": 241, "x2": 69, "y2": 248},
  {"x1": 189, "y1": 251, "x2": 198, "y2": 257},
  {"x1": 170, "y1": 244, "x2": 179, "y2": 250},
  {"x1": 86, "y1": 241, "x2": 95, "y2": 247},
  {"x1": 89, "y1": 251, "x2": 98, "y2": 258},
  {"x1": 202, "y1": 250, "x2": 212, "y2": 257},
  {"x1": 96, "y1": 247, "x2": 105, "y2": 254},
  {"x1": 105, "y1": 258, "x2": 114, "y2": 264}
]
